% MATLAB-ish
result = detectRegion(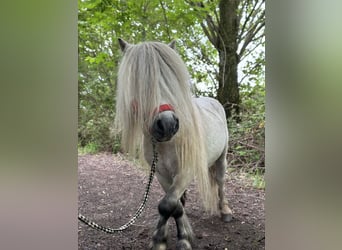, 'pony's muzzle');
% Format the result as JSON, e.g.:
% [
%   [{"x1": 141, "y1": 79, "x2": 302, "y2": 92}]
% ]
[{"x1": 151, "y1": 112, "x2": 179, "y2": 142}]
